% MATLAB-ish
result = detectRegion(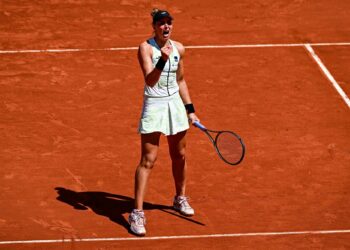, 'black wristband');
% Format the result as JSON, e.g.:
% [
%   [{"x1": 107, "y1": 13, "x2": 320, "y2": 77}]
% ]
[
  {"x1": 185, "y1": 103, "x2": 195, "y2": 114},
  {"x1": 155, "y1": 57, "x2": 166, "y2": 71}
]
